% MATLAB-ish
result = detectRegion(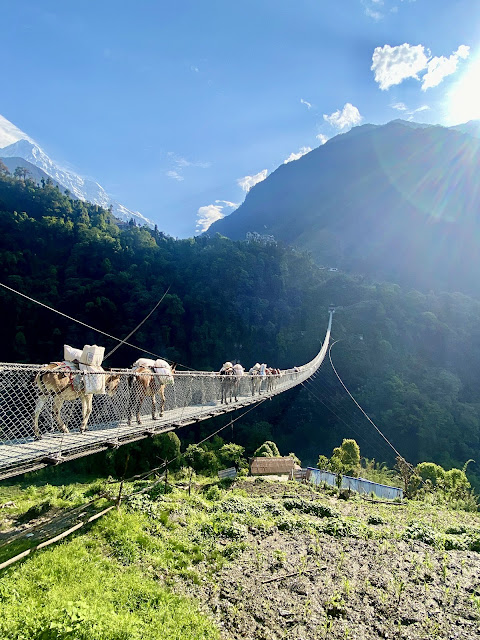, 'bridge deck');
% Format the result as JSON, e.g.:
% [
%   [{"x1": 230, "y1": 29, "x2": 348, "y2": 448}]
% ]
[{"x1": 0, "y1": 312, "x2": 333, "y2": 480}]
